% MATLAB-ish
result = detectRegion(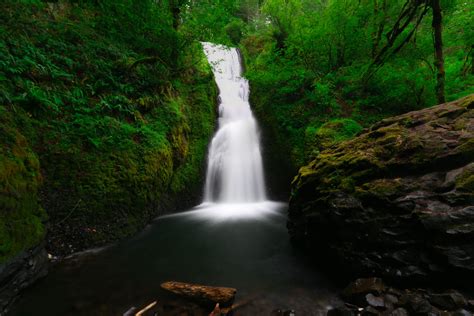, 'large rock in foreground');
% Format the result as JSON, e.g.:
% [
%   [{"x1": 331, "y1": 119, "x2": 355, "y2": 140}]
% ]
[{"x1": 288, "y1": 95, "x2": 474, "y2": 283}]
